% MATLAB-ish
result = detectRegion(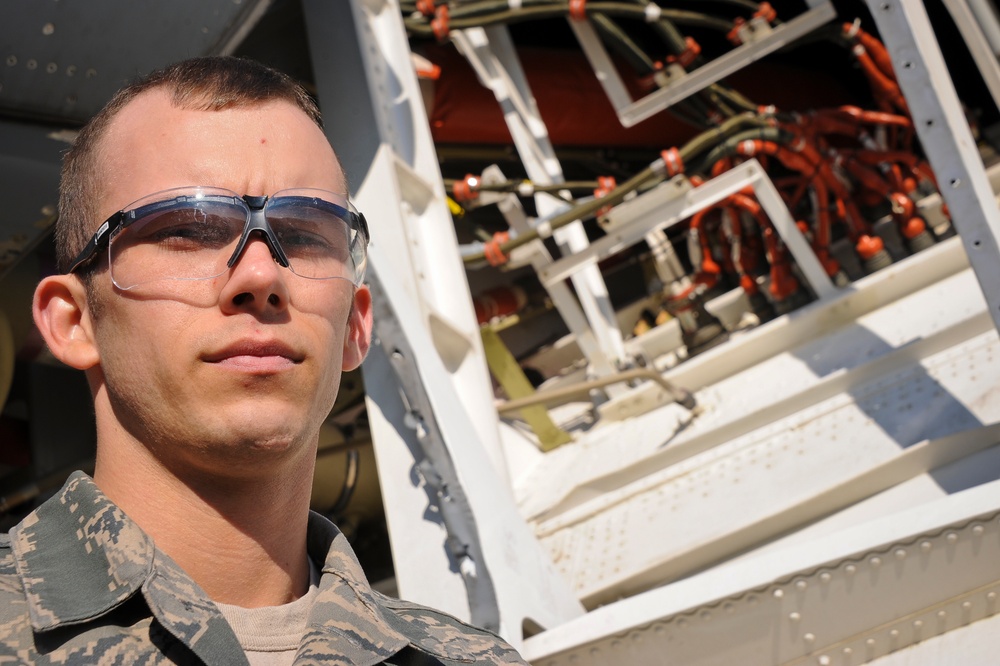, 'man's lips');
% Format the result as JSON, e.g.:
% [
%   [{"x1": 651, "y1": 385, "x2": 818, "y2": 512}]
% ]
[{"x1": 203, "y1": 340, "x2": 303, "y2": 372}]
